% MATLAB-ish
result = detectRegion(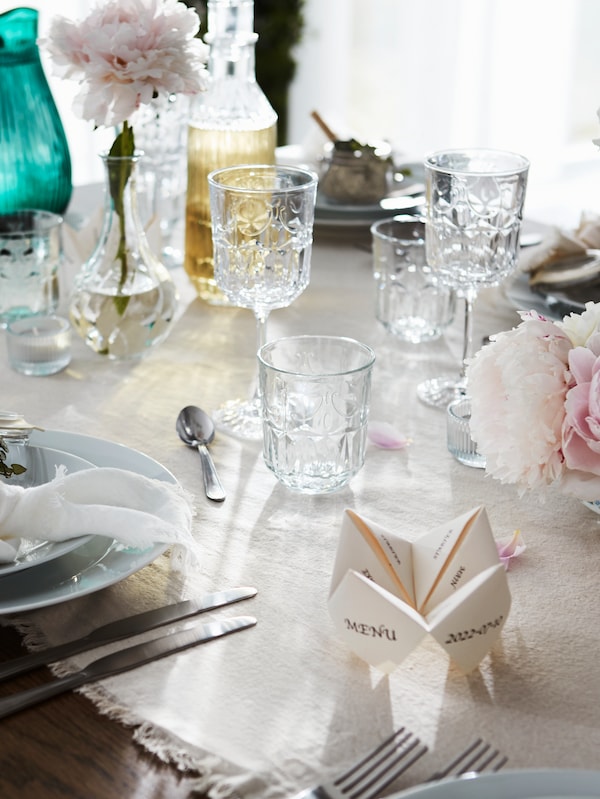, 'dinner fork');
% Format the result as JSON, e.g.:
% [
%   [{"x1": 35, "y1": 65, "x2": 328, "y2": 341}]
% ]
[
  {"x1": 290, "y1": 727, "x2": 428, "y2": 799},
  {"x1": 427, "y1": 737, "x2": 508, "y2": 781}
]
